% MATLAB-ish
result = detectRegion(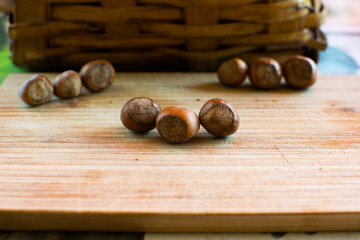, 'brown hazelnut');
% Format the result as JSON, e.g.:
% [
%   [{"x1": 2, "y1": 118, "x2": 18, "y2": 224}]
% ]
[
  {"x1": 53, "y1": 70, "x2": 82, "y2": 99},
  {"x1": 199, "y1": 98, "x2": 239, "y2": 137},
  {"x1": 19, "y1": 74, "x2": 54, "y2": 106},
  {"x1": 283, "y1": 55, "x2": 317, "y2": 89},
  {"x1": 79, "y1": 59, "x2": 115, "y2": 92},
  {"x1": 156, "y1": 106, "x2": 200, "y2": 143},
  {"x1": 249, "y1": 58, "x2": 282, "y2": 89},
  {"x1": 121, "y1": 97, "x2": 161, "y2": 132},
  {"x1": 217, "y1": 58, "x2": 248, "y2": 87}
]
